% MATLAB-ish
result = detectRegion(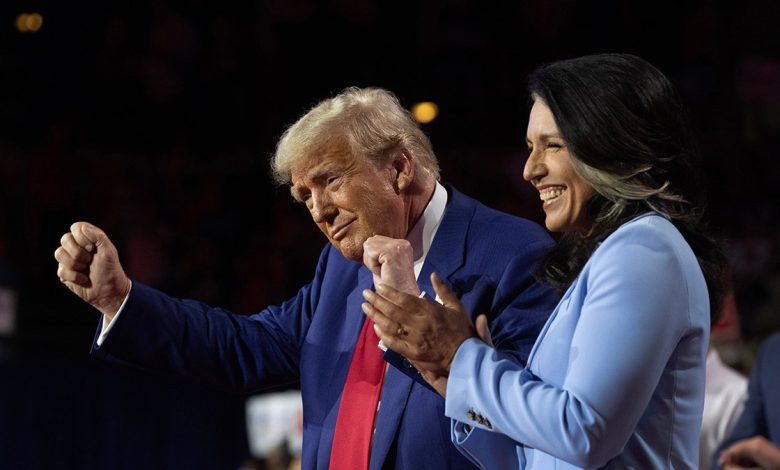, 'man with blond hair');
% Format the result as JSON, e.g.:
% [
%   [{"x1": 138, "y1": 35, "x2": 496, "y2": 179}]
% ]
[{"x1": 55, "y1": 87, "x2": 558, "y2": 469}]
